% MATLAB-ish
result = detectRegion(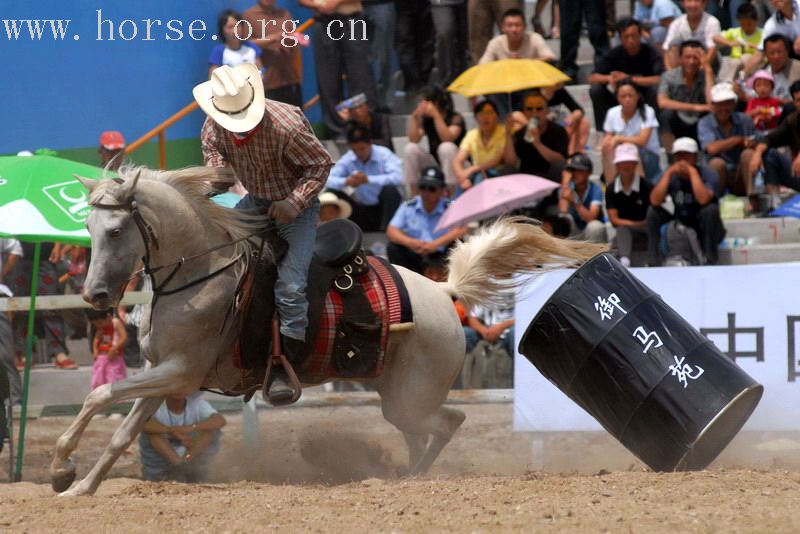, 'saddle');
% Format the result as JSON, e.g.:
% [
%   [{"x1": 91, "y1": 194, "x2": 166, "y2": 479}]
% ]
[{"x1": 228, "y1": 219, "x2": 411, "y2": 402}]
